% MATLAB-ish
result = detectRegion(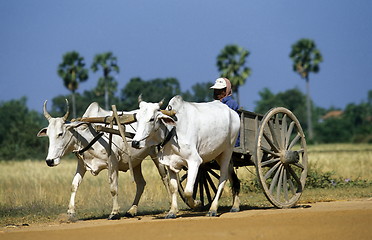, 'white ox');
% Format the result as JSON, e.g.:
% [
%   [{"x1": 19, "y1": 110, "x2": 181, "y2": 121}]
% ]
[
  {"x1": 37, "y1": 100, "x2": 169, "y2": 220},
  {"x1": 131, "y1": 95, "x2": 240, "y2": 218}
]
